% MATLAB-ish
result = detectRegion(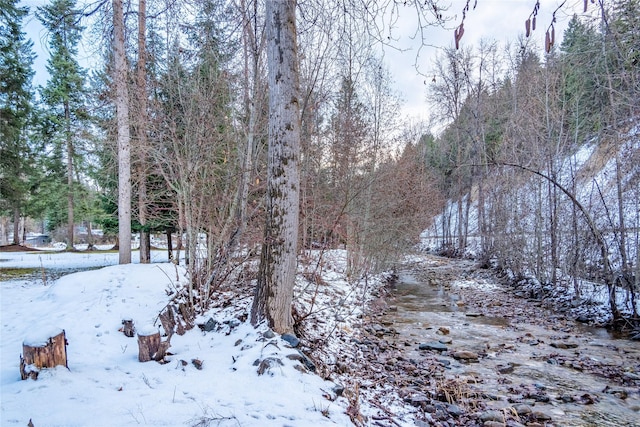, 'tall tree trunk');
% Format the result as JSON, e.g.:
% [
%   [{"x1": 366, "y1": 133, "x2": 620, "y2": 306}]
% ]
[
  {"x1": 136, "y1": 0, "x2": 150, "y2": 264},
  {"x1": 114, "y1": 0, "x2": 131, "y2": 264},
  {"x1": 251, "y1": 0, "x2": 301, "y2": 334},
  {"x1": 12, "y1": 206, "x2": 20, "y2": 245},
  {"x1": 66, "y1": 102, "x2": 74, "y2": 250}
]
